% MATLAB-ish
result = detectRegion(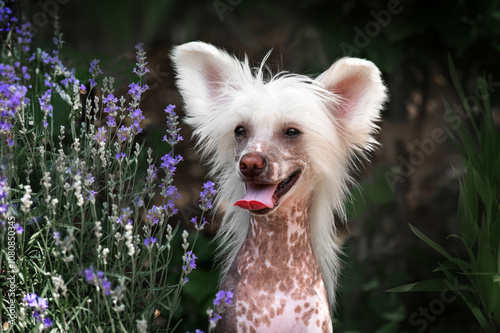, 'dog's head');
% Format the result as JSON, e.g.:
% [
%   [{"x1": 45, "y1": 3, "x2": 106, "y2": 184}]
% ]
[
  {"x1": 171, "y1": 41, "x2": 387, "y2": 307},
  {"x1": 171, "y1": 41, "x2": 386, "y2": 216}
]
